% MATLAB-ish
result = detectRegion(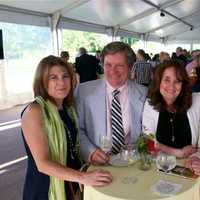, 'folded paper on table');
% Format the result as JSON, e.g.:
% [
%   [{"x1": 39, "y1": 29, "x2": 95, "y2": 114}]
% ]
[{"x1": 151, "y1": 179, "x2": 182, "y2": 197}]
